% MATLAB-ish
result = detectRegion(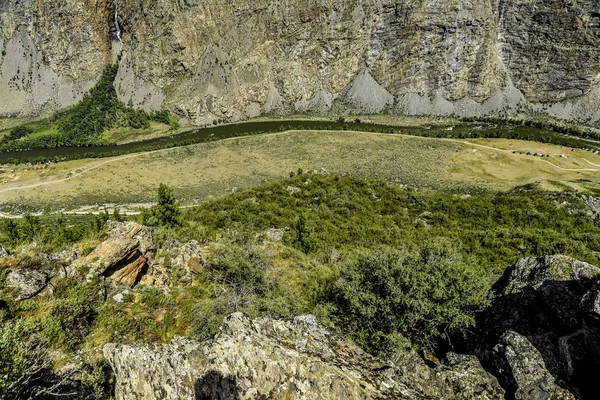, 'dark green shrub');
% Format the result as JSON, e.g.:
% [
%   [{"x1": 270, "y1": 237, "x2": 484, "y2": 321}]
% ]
[
  {"x1": 140, "y1": 184, "x2": 182, "y2": 227},
  {"x1": 0, "y1": 319, "x2": 46, "y2": 398},
  {"x1": 328, "y1": 241, "x2": 490, "y2": 353},
  {"x1": 42, "y1": 281, "x2": 101, "y2": 351},
  {"x1": 203, "y1": 245, "x2": 268, "y2": 294},
  {"x1": 7, "y1": 126, "x2": 34, "y2": 140}
]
